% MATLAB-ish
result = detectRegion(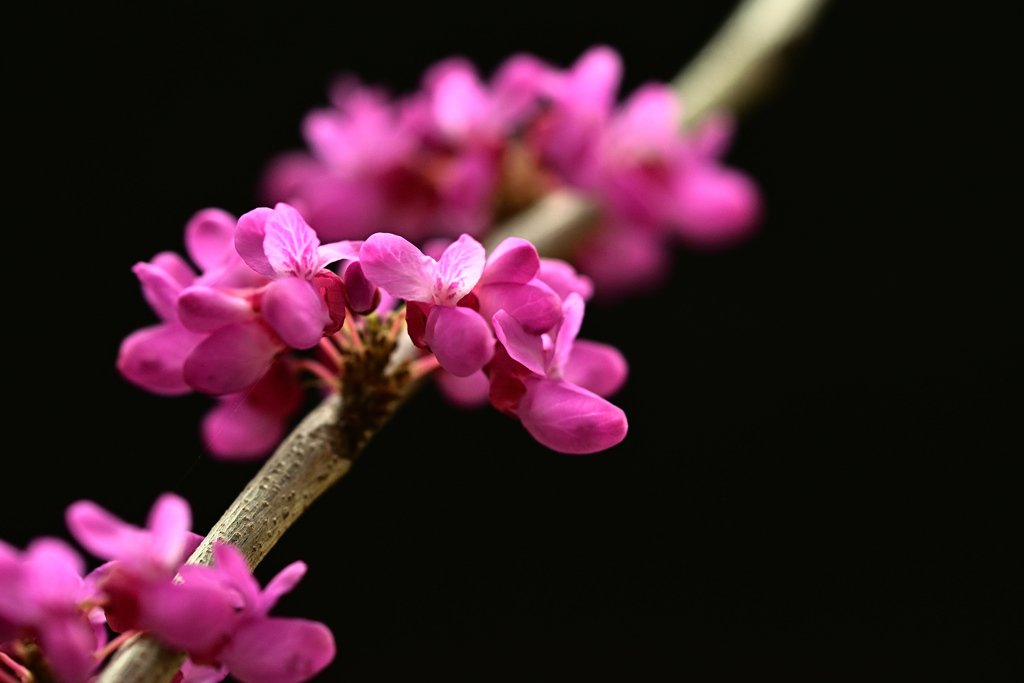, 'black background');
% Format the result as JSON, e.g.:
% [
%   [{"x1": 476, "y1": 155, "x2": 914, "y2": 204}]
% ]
[{"x1": 6, "y1": 0, "x2": 1017, "y2": 678}]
